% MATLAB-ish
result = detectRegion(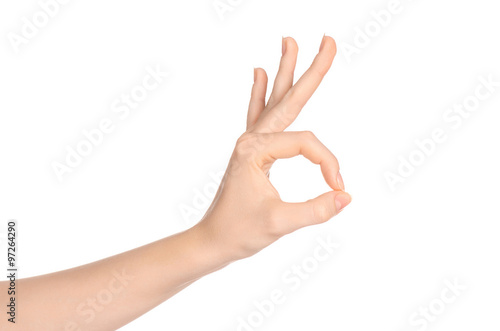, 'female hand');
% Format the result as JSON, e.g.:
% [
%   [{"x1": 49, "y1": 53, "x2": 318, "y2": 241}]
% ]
[
  {"x1": 0, "y1": 35, "x2": 352, "y2": 331},
  {"x1": 194, "y1": 36, "x2": 352, "y2": 262}
]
